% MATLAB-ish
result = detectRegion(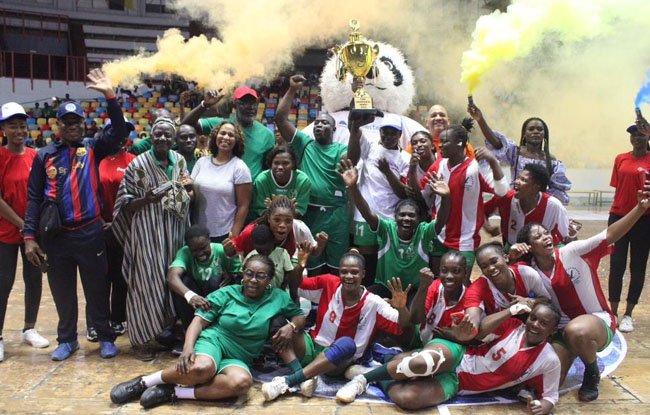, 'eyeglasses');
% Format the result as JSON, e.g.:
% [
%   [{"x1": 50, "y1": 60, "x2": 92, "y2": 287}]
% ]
[{"x1": 242, "y1": 269, "x2": 271, "y2": 281}]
